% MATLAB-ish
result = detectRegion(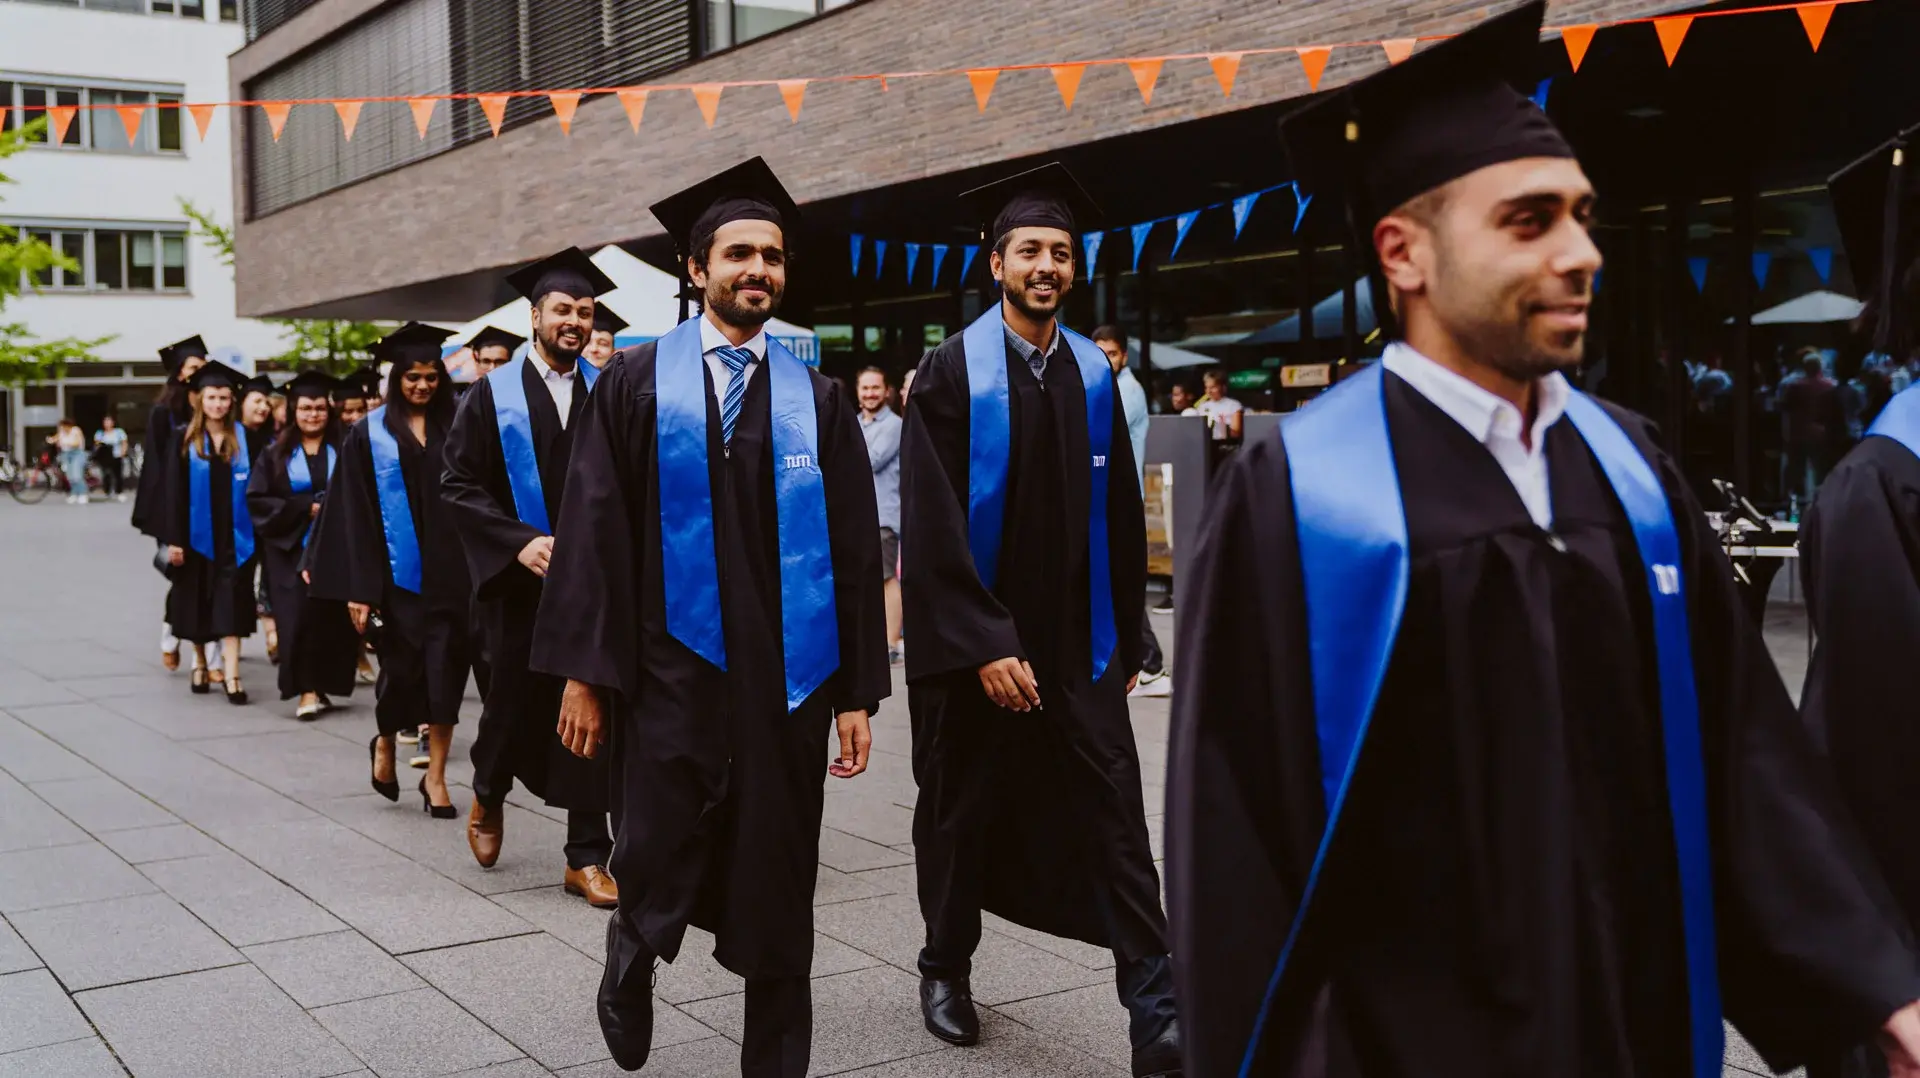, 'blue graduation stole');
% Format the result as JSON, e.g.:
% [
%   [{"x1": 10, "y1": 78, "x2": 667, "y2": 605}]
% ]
[
  {"x1": 961, "y1": 308, "x2": 1118, "y2": 680},
  {"x1": 187, "y1": 426, "x2": 254, "y2": 565},
  {"x1": 488, "y1": 356, "x2": 556, "y2": 535},
  {"x1": 578, "y1": 356, "x2": 601, "y2": 391},
  {"x1": 656, "y1": 317, "x2": 838, "y2": 712},
  {"x1": 365, "y1": 407, "x2": 424, "y2": 594},
  {"x1": 1868, "y1": 384, "x2": 1920, "y2": 459},
  {"x1": 287, "y1": 444, "x2": 336, "y2": 549},
  {"x1": 1240, "y1": 363, "x2": 1722, "y2": 1078}
]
